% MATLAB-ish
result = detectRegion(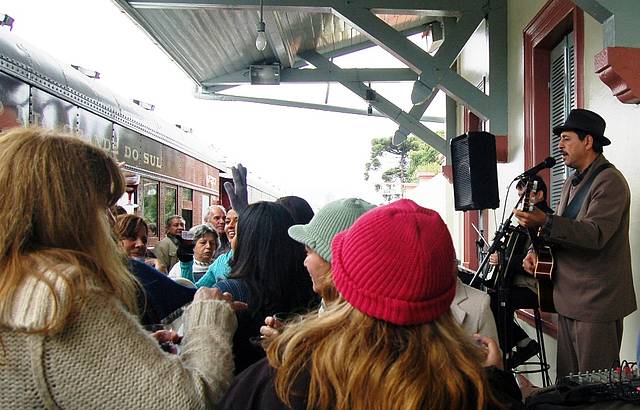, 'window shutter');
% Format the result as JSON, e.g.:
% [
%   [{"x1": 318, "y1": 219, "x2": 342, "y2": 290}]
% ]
[{"x1": 548, "y1": 34, "x2": 576, "y2": 211}]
